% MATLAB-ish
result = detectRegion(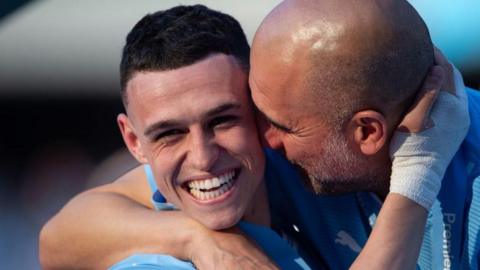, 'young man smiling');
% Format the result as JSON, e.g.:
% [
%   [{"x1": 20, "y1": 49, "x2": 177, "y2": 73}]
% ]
[
  {"x1": 118, "y1": 53, "x2": 268, "y2": 230},
  {"x1": 40, "y1": 2, "x2": 474, "y2": 270}
]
